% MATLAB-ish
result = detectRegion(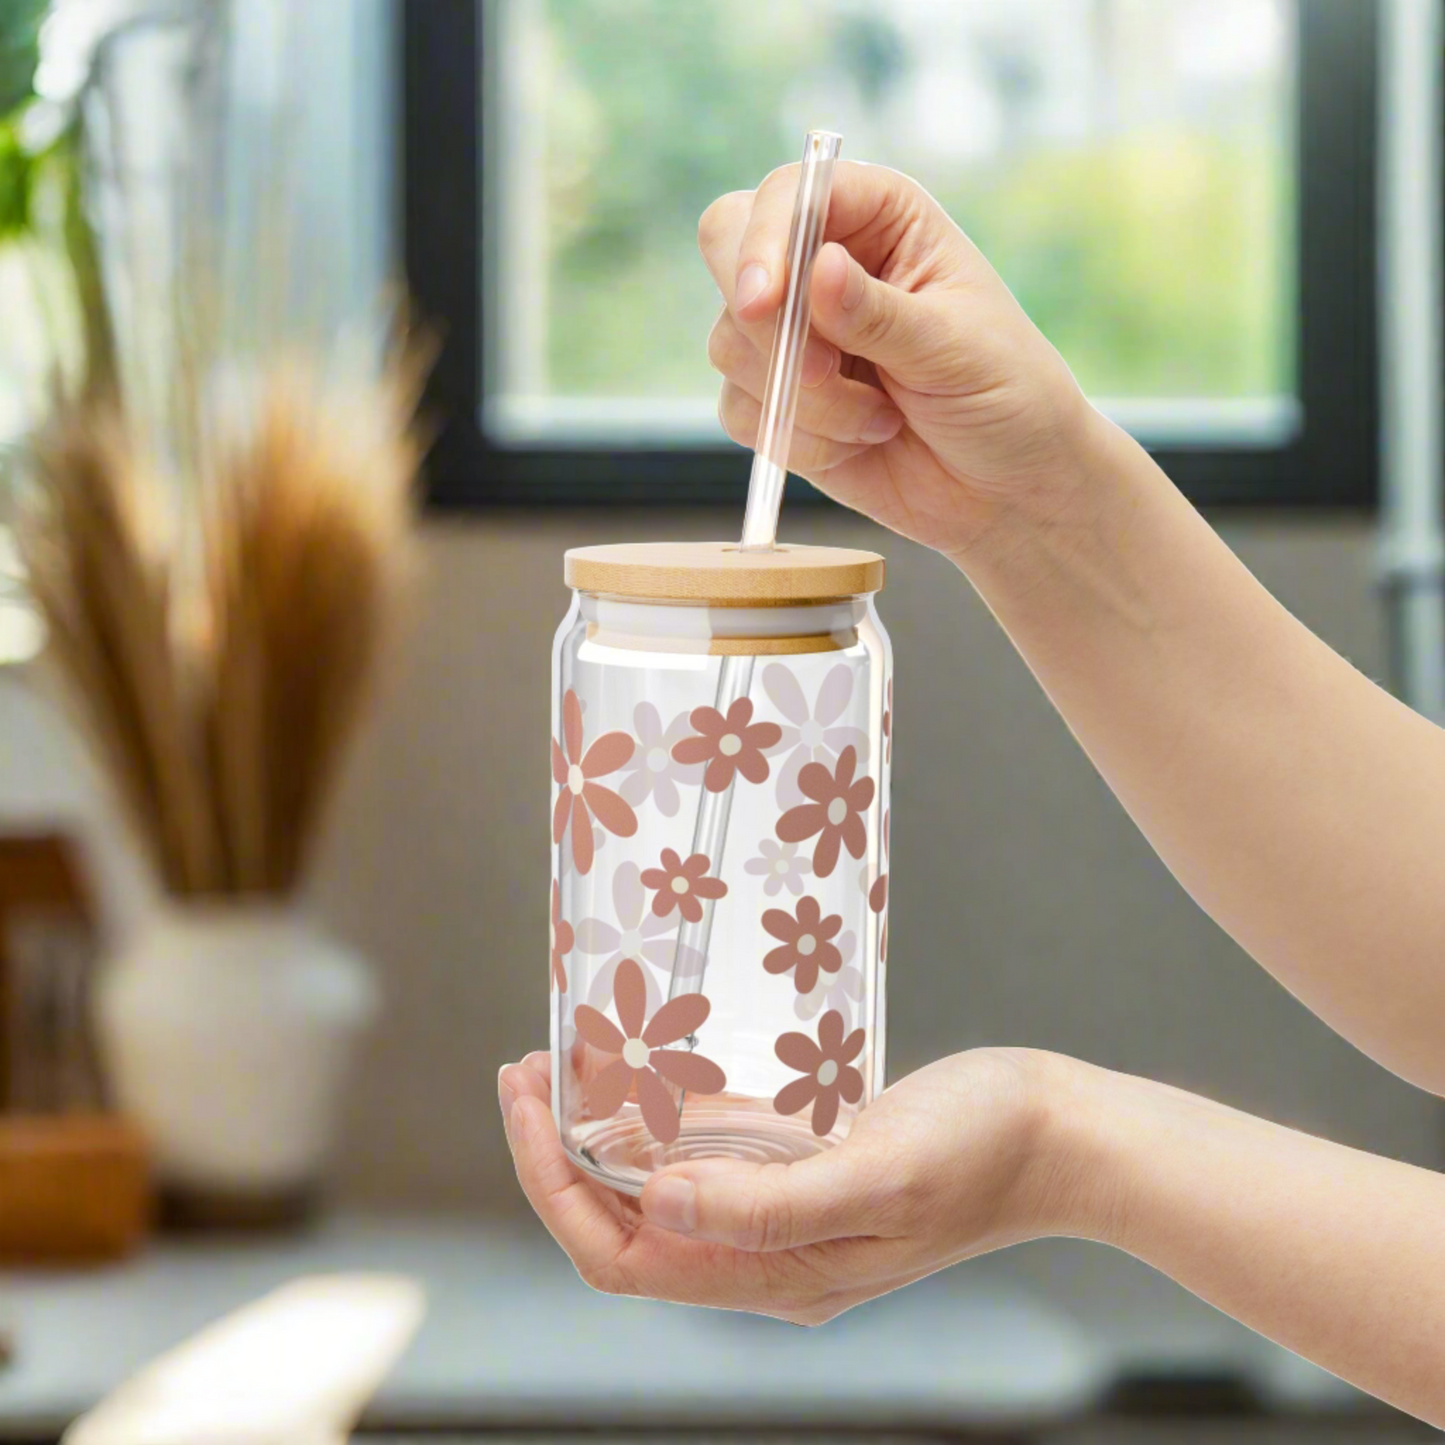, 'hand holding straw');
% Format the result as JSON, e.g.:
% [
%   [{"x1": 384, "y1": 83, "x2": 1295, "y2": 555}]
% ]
[{"x1": 665, "y1": 132, "x2": 842, "y2": 1024}]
